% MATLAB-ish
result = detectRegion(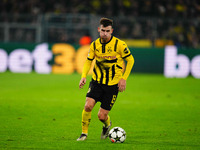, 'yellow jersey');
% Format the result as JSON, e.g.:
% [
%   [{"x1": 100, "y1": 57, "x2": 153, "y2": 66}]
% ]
[{"x1": 82, "y1": 36, "x2": 134, "y2": 85}]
